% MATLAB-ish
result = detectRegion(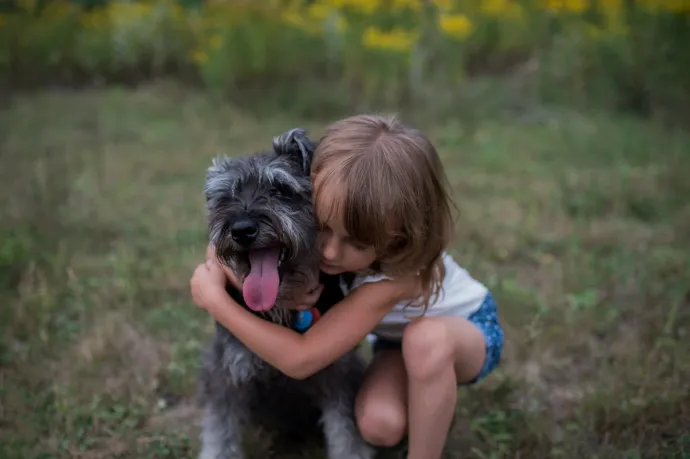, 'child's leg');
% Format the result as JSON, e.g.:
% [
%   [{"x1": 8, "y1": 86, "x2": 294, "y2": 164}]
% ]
[
  {"x1": 355, "y1": 349, "x2": 408, "y2": 447},
  {"x1": 402, "y1": 316, "x2": 489, "y2": 459}
]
